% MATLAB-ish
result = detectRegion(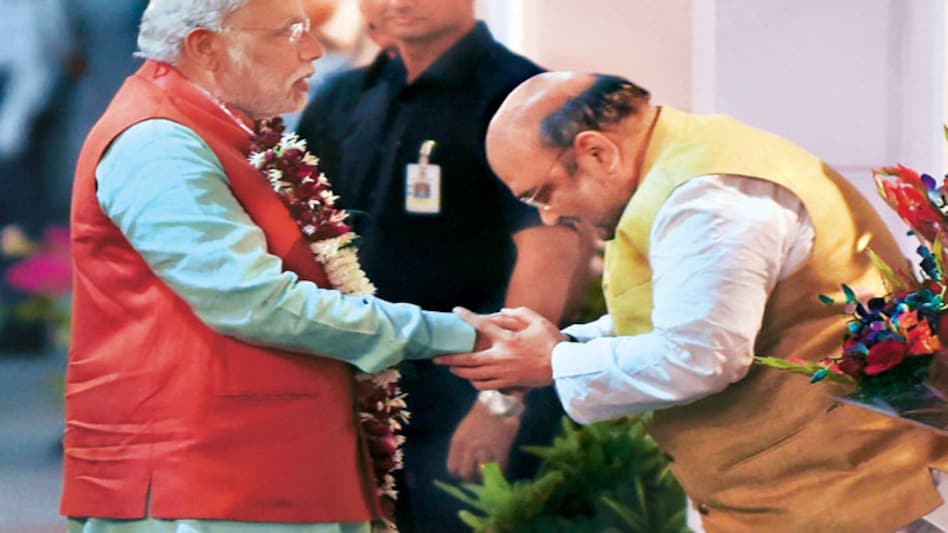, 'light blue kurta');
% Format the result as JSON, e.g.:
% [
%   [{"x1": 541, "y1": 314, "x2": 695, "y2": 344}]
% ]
[{"x1": 68, "y1": 119, "x2": 476, "y2": 532}]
